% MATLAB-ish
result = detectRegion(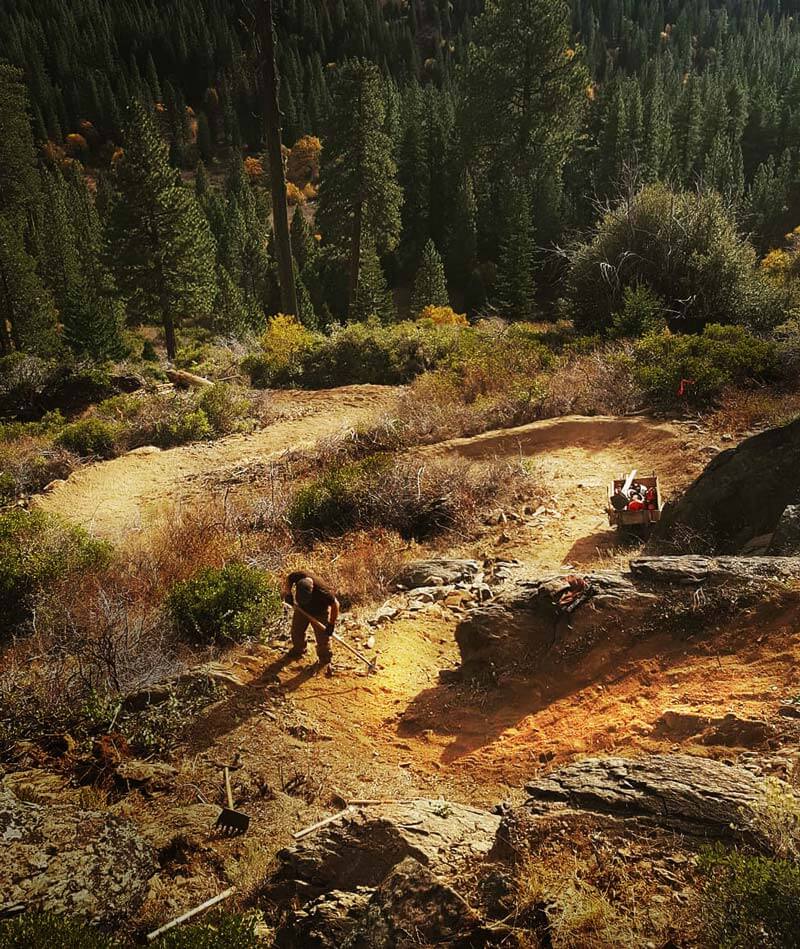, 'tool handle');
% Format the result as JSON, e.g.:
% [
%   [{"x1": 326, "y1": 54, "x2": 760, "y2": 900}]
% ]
[
  {"x1": 224, "y1": 766, "x2": 234, "y2": 809},
  {"x1": 292, "y1": 601, "x2": 327, "y2": 634},
  {"x1": 331, "y1": 631, "x2": 375, "y2": 669}
]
